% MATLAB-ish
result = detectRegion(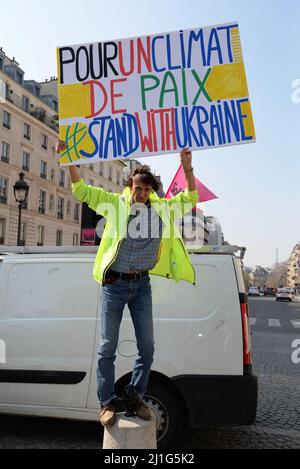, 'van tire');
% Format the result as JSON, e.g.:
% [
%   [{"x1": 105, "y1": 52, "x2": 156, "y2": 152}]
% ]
[{"x1": 144, "y1": 379, "x2": 185, "y2": 448}]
